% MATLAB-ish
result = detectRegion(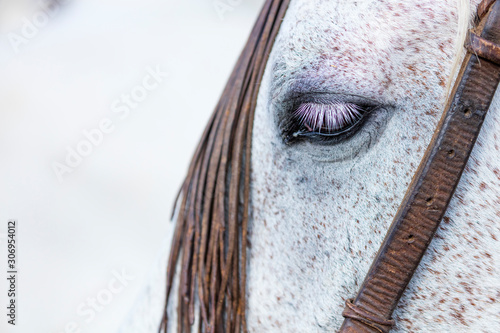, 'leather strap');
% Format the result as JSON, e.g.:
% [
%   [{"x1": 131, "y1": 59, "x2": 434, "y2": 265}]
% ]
[
  {"x1": 342, "y1": 300, "x2": 394, "y2": 333},
  {"x1": 339, "y1": 1, "x2": 500, "y2": 332},
  {"x1": 467, "y1": 33, "x2": 500, "y2": 65},
  {"x1": 478, "y1": 0, "x2": 496, "y2": 19}
]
